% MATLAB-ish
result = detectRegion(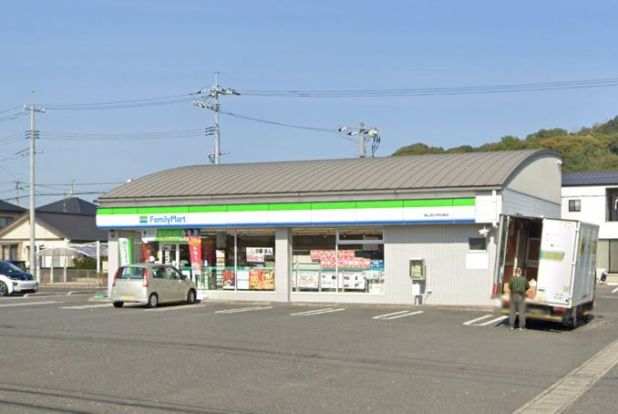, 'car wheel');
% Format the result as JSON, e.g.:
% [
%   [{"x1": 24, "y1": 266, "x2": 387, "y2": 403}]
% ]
[
  {"x1": 147, "y1": 293, "x2": 158, "y2": 308},
  {"x1": 187, "y1": 289, "x2": 196, "y2": 304},
  {"x1": 0, "y1": 281, "x2": 8, "y2": 296},
  {"x1": 113, "y1": 301, "x2": 124, "y2": 308}
]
